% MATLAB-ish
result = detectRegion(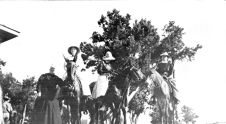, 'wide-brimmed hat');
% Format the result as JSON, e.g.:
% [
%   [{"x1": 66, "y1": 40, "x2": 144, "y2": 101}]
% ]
[
  {"x1": 68, "y1": 46, "x2": 80, "y2": 55},
  {"x1": 103, "y1": 51, "x2": 115, "y2": 61},
  {"x1": 160, "y1": 52, "x2": 169, "y2": 57}
]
